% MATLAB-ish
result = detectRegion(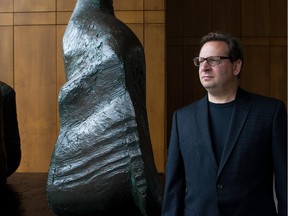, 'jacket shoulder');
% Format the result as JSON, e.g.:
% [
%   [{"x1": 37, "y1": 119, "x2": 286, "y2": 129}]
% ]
[
  {"x1": 242, "y1": 89, "x2": 286, "y2": 108},
  {"x1": 237, "y1": 88, "x2": 287, "y2": 117},
  {"x1": 175, "y1": 96, "x2": 206, "y2": 116}
]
